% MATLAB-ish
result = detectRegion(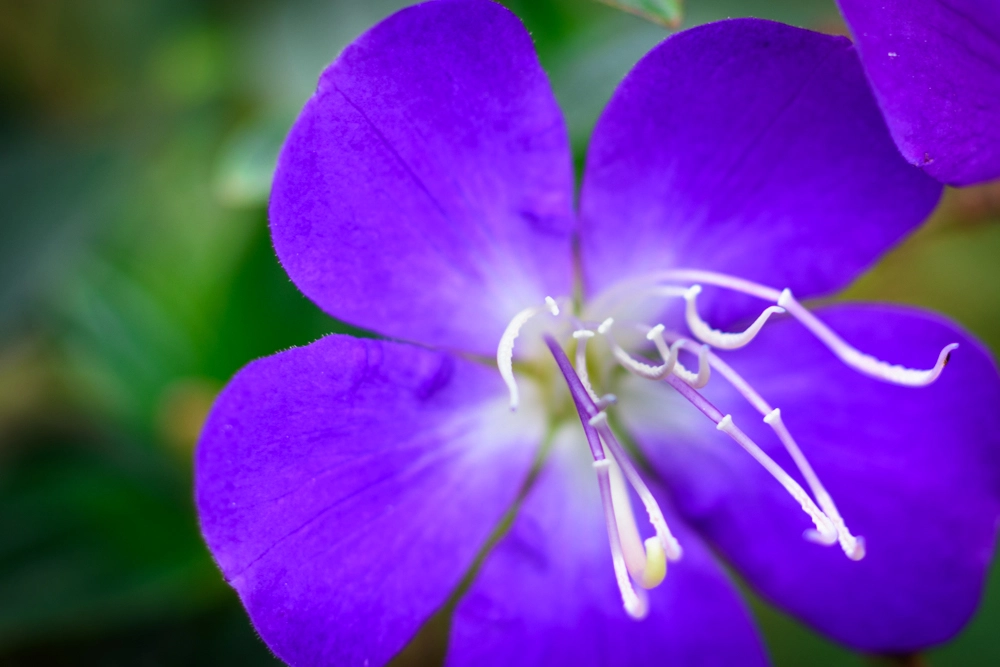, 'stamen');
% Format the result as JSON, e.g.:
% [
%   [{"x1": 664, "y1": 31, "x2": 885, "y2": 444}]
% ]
[
  {"x1": 777, "y1": 289, "x2": 958, "y2": 387},
  {"x1": 665, "y1": 373, "x2": 837, "y2": 544},
  {"x1": 573, "y1": 329, "x2": 600, "y2": 402},
  {"x1": 600, "y1": 269, "x2": 957, "y2": 388},
  {"x1": 644, "y1": 326, "x2": 710, "y2": 388},
  {"x1": 764, "y1": 408, "x2": 865, "y2": 560},
  {"x1": 595, "y1": 418, "x2": 683, "y2": 563},
  {"x1": 545, "y1": 336, "x2": 680, "y2": 615},
  {"x1": 497, "y1": 297, "x2": 561, "y2": 410},
  {"x1": 607, "y1": 327, "x2": 683, "y2": 381},
  {"x1": 594, "y1": 459, "x2": 649, "y2": 619},
  {"x1": 668, "y1": 330, "x2": 863, "y2": 558},
  {"x1": 684, "y1": 284, "x2": 785, "y2": 350}
]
